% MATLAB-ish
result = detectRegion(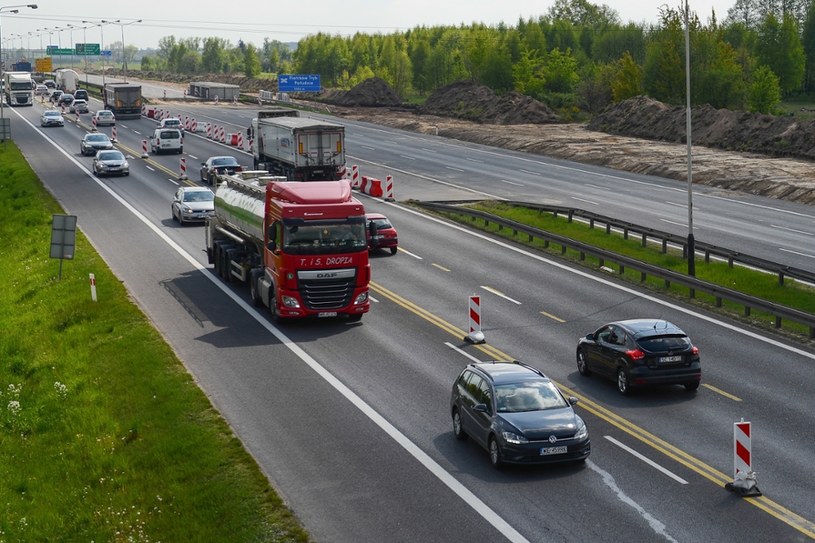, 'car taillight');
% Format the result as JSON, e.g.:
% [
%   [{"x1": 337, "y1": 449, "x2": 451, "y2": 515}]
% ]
[
  {"x1": 691, "y1": 346, "x2": 699, "y2": 355},
  {"x1": 626, "y1": 349, "x2": 645, "y2": 361}
]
